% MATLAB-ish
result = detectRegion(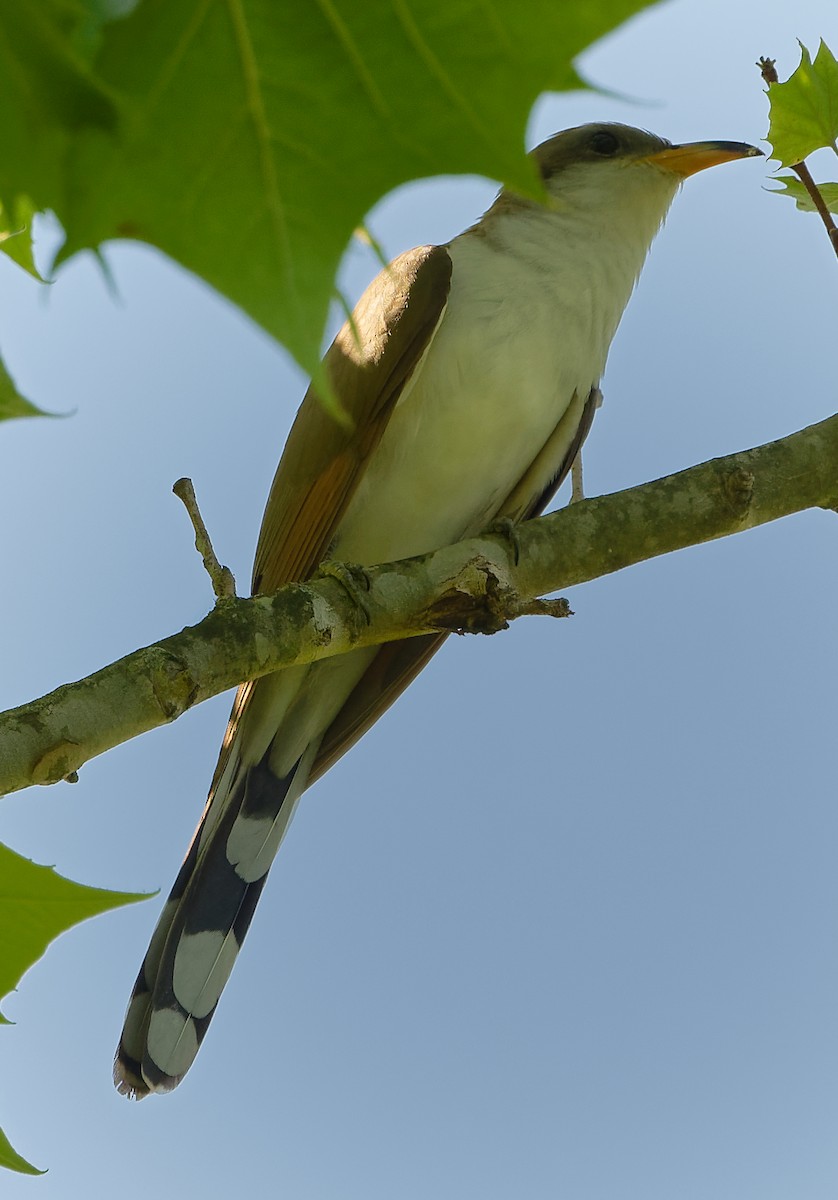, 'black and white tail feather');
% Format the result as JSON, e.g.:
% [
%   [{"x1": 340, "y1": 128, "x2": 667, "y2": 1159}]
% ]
[
  {"x1": 113, "y1": 741, "x2": 310, "y2": 1098},
  {"x1": 113, "y1": 382, "x2": 601, "y2": 1098}
]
